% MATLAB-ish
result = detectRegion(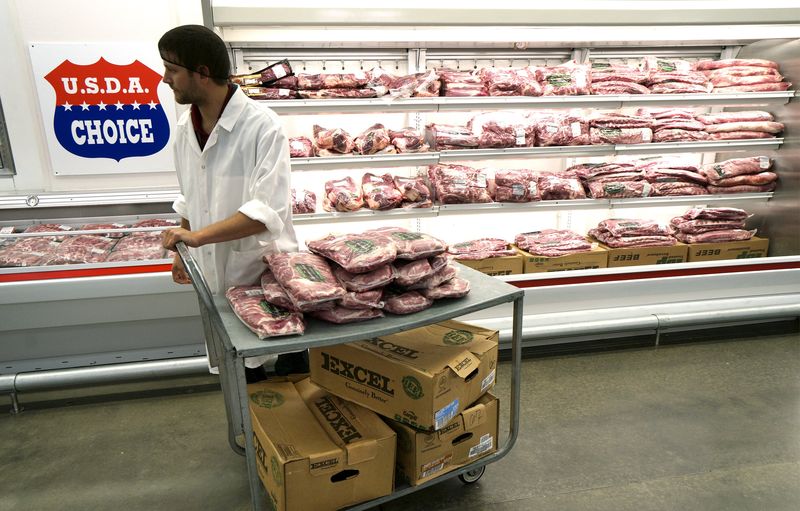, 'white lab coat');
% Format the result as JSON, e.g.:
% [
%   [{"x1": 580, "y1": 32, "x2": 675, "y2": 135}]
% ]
[{"x1": 172, "y1": 87, "x2": 298, "y2": 369}]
